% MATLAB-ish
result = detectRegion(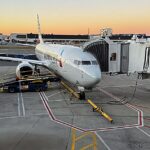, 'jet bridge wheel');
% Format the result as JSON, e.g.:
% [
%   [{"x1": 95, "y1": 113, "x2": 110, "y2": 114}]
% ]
[
  {"x1": 8, "y1": 87, "x2": 16, "y2": 93},
  {"x1": 34, "y1": 65, "x2": 40, "y2": 75},
  {"x1": 79, "y1": 91, "x2": 85, "y2": 100}
]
